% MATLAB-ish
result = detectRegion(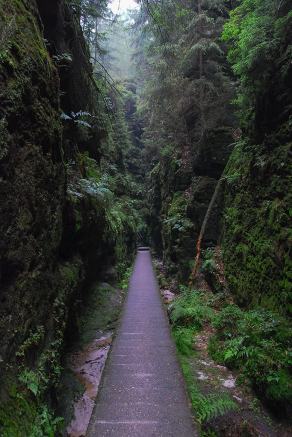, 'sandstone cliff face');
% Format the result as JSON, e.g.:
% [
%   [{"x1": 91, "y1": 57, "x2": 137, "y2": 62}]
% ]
[
  {"x1": 0, "y1": 0, "x2": 65, "y2": 369},
  {"x1": 221, "y1": 15, "x2": 292, "y2": 315},
  {"x1": 0, "y1": 1, "x2": 139, "y2": 433}
]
